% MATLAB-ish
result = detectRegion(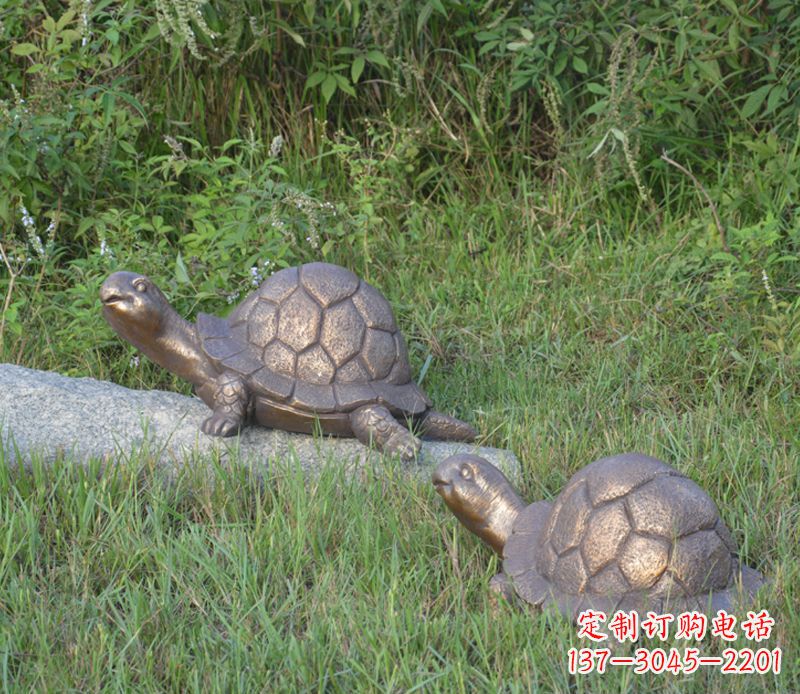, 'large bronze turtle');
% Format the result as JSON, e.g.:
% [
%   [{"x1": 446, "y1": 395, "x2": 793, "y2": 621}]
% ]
[
  {"x1": 100, "y1": 262, "x2": 476, "y2": 459},
  {"x1": 433, "y1": 452, "x2": 765, "y2": 617}
]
